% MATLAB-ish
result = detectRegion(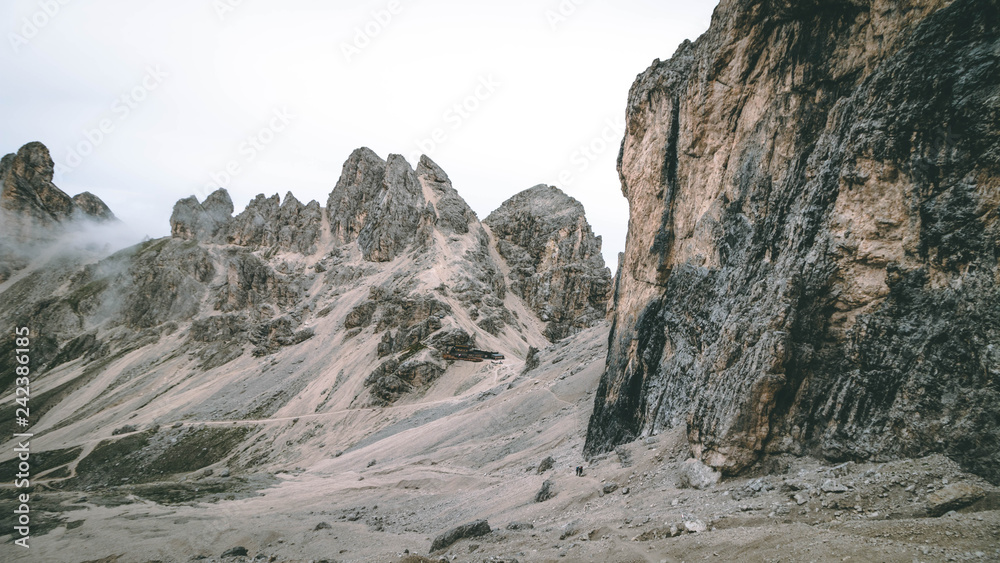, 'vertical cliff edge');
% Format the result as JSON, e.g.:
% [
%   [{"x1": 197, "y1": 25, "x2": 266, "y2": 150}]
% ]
[{"x1": 585, "y1": 0, "x2": 1000, "y2": 484}]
